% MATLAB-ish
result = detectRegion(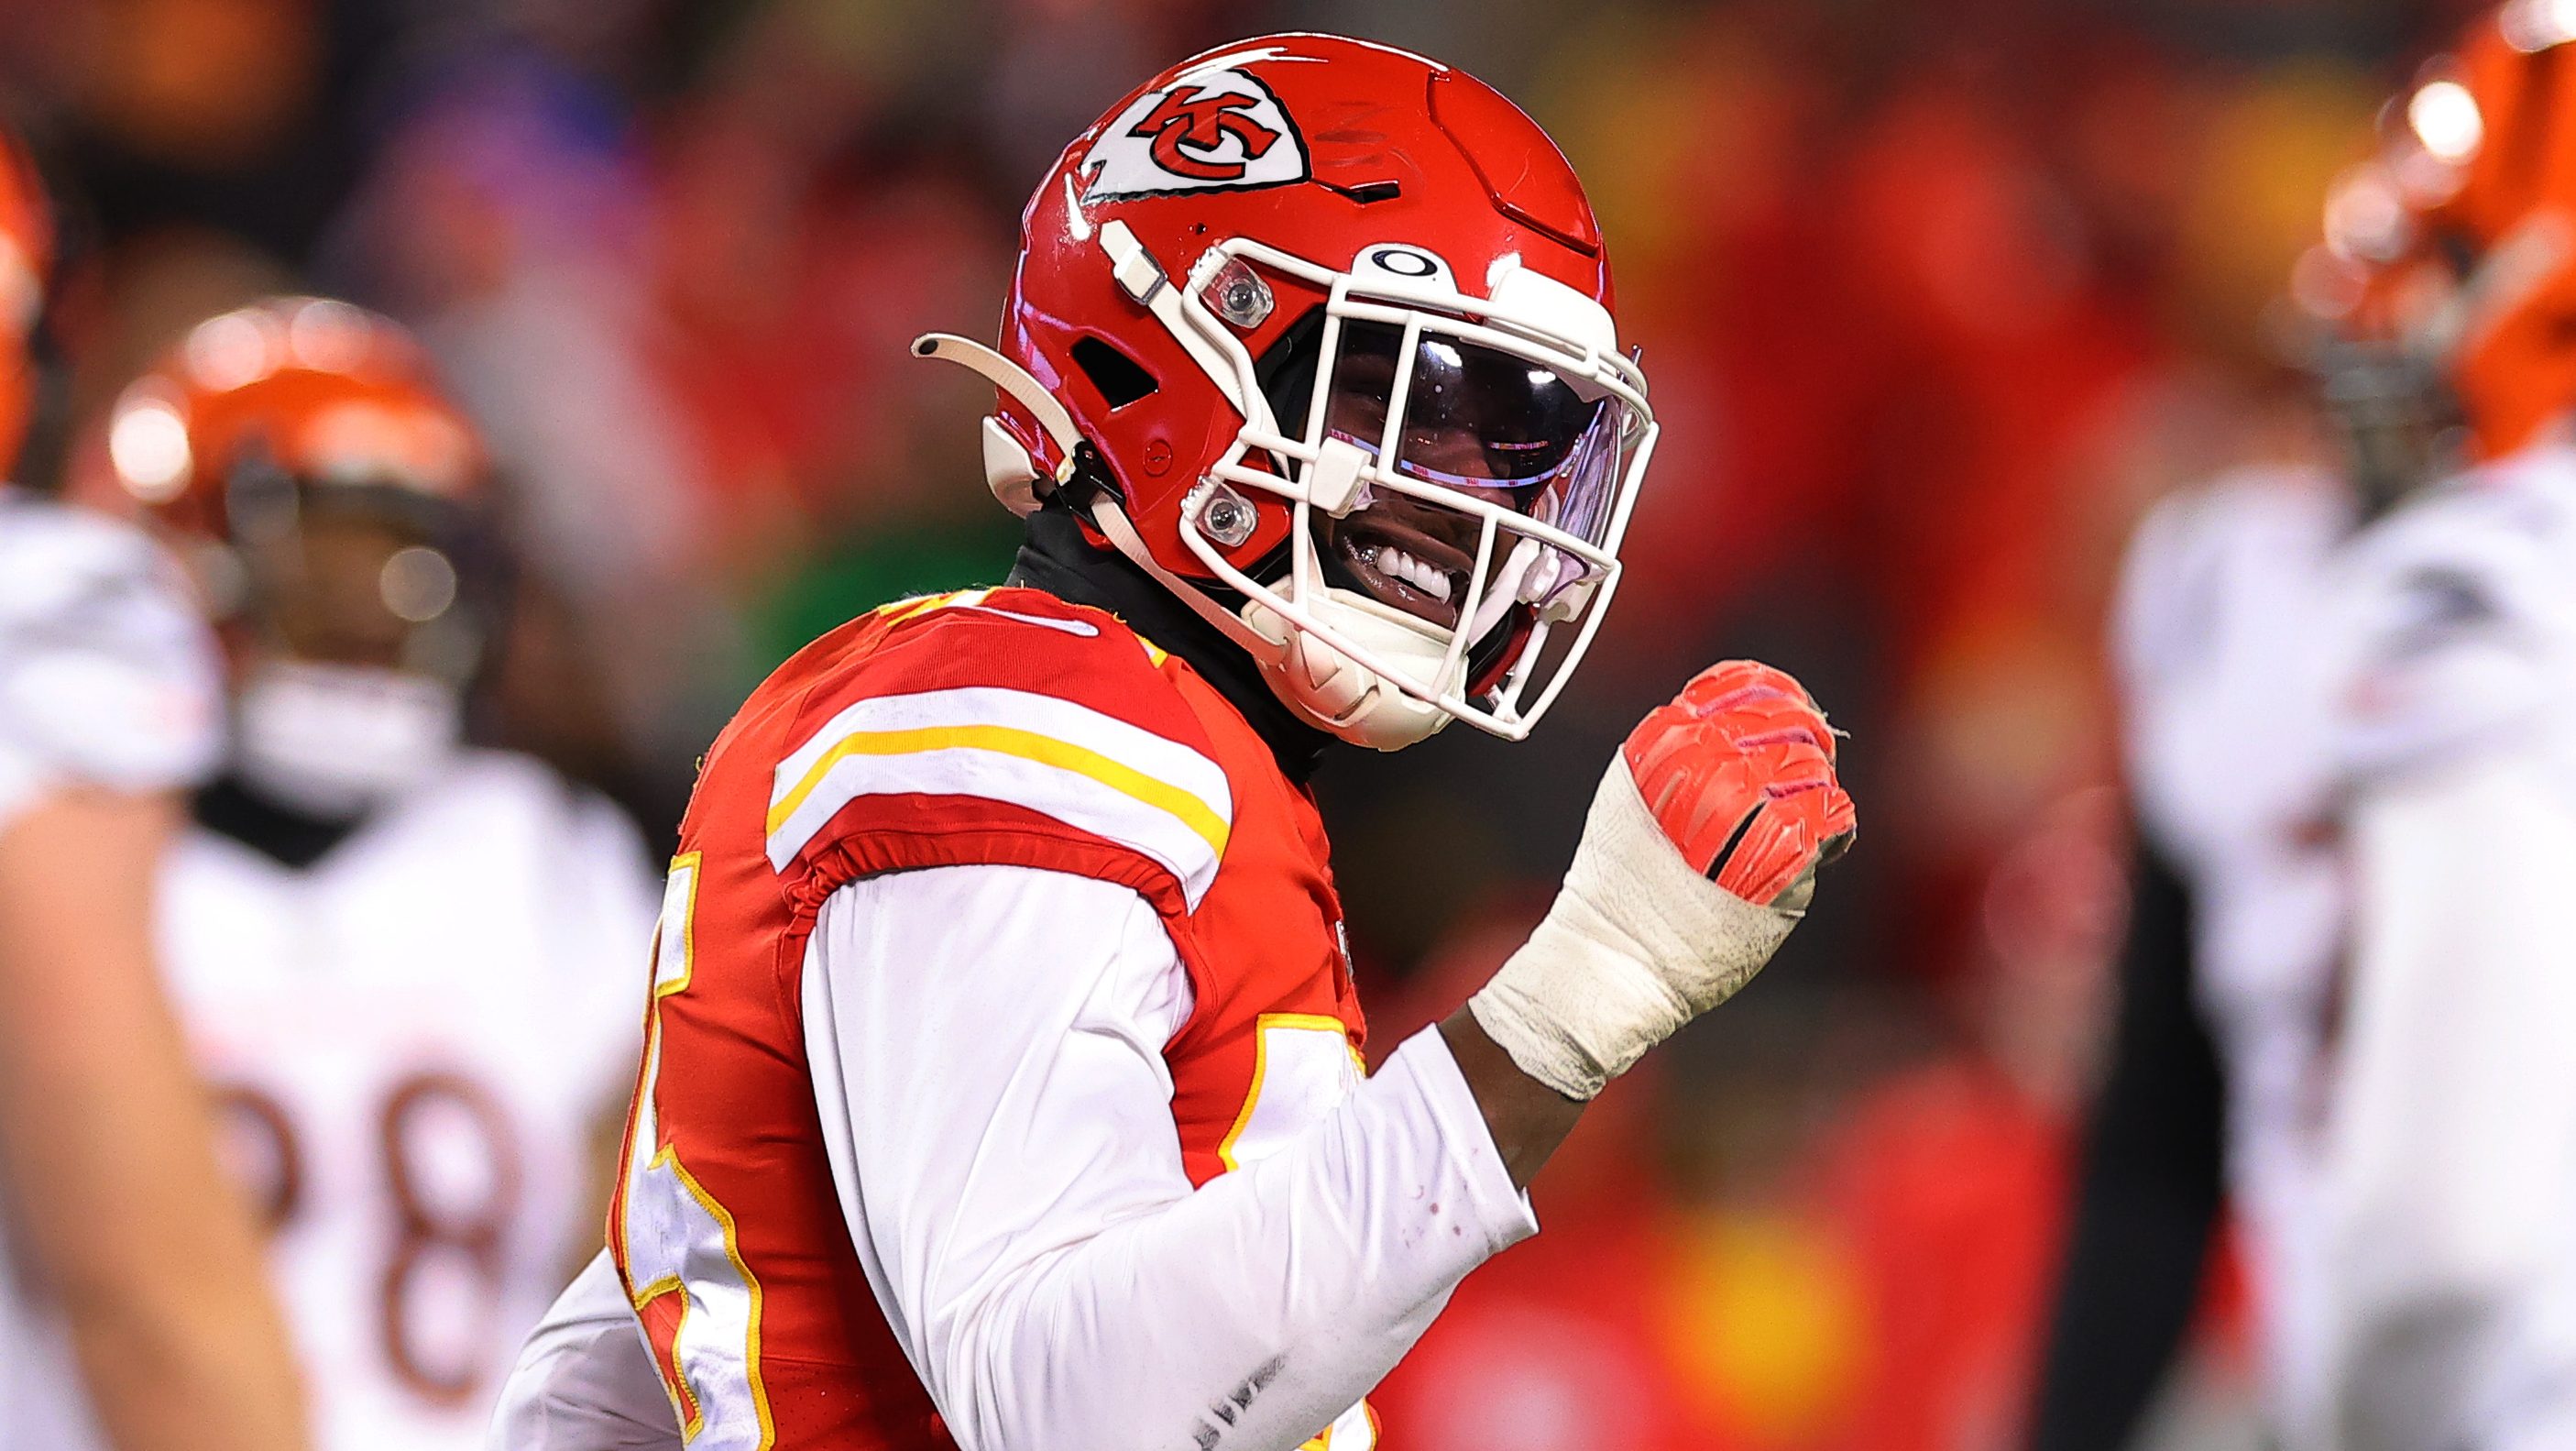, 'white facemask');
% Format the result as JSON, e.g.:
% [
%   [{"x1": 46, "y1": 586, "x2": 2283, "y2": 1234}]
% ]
[{"x1": 233, "y1": 660, "x2": 461, "y2": 819}]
